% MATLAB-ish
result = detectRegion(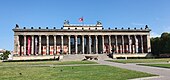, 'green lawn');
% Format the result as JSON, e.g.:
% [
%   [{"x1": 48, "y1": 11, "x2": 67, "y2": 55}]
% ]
[
  {"x1": 139, "y1": 64, "x2": 170, "y2": 68},
  {"x1": 0, "y1": 65, "x2": 155, "y2": 80},
  {"x1": 0, "y1": 61, "x2": 97, "y2": 66},
  {"x1": 107, "y1": 58, "x2": 170, "y2": 63},
  {"x1": 0, "y1": 61, "x2": 156, "y2": 80}
]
